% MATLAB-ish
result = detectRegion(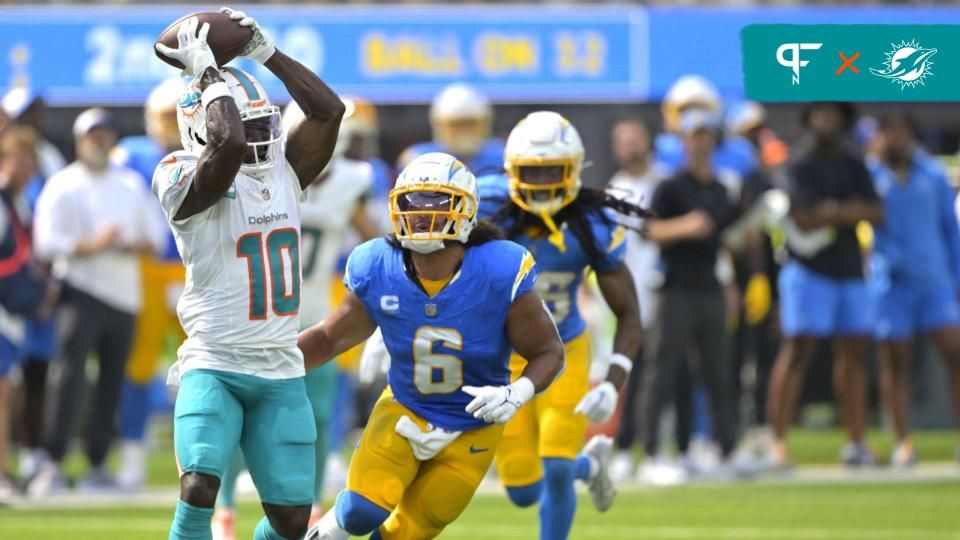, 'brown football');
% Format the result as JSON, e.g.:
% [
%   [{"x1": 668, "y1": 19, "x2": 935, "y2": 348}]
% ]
[{"x1": 155, "y1": 11, "x2": 252, "y2": 70}]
